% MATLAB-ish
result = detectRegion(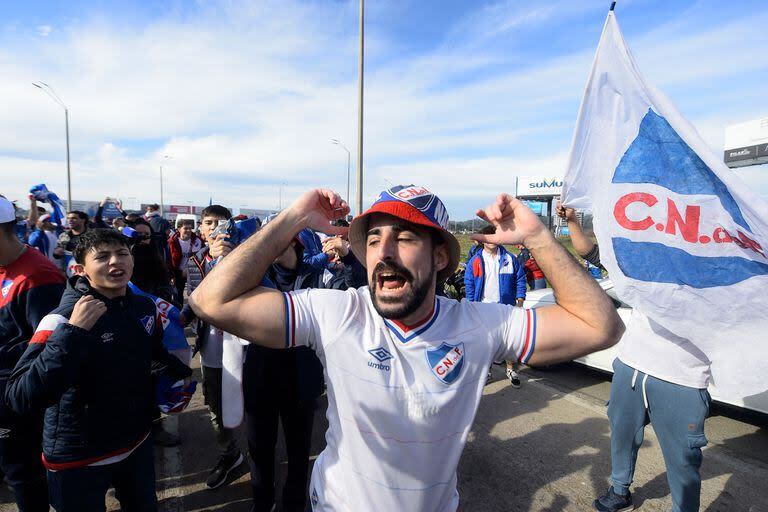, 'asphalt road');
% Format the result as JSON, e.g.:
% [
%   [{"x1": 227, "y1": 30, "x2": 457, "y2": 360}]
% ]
[{"x1": 2, "y1": 361, "x2": 766, "y2": 511}]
